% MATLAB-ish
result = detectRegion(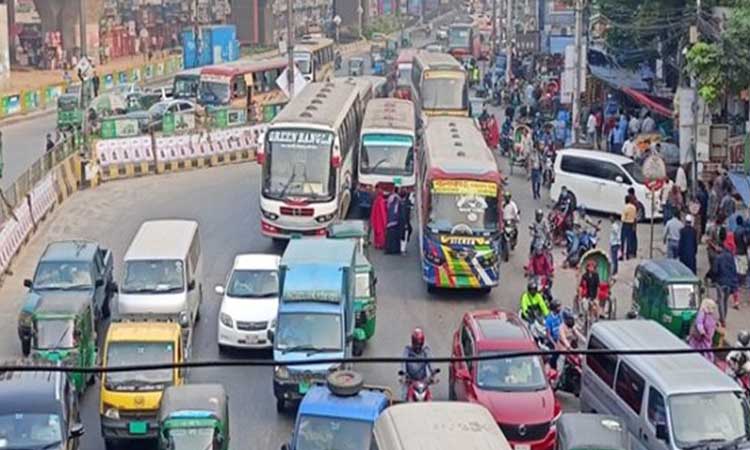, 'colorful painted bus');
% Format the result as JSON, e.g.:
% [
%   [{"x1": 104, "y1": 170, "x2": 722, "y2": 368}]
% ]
[
  {"x1": 294, "y1": 37, "x2": 336, "y2": 83},
  {"x1": 417, "y1": 116, "x2": 502, "y2": 291},
  {"x1": 411, "y1": 52, "x2": 469, "y2": 120}
]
